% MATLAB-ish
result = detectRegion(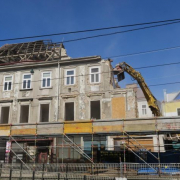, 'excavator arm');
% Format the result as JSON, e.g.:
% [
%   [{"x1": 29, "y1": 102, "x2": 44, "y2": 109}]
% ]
[{"x1": 114, "y1": 62, "x2": 161, "y2": 116}]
